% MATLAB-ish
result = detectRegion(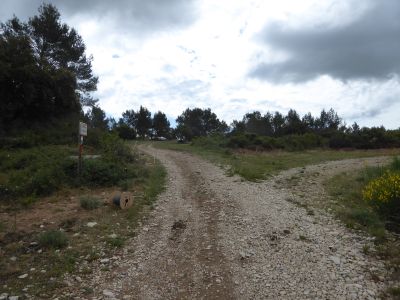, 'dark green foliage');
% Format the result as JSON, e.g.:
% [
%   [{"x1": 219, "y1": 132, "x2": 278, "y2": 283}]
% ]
[
  {"x1": 115, "y1": 123, "x2": 136, "y2": 140},
  {"x1": 226, "y1": 133, "x2": 323, "y2": 151},
  {"x1": 0, "y1": 4, "x2": 97, "y2": 131},
  {"x1": 227, "y1": 108, "x2": 400, "y2": 151},
  {"x1": 136, "y1": 106, "x2": 152, "y2": 138},
  {"x1": 86, "y1": 106, "x2": 109, "y2": 131},
  {"x1": 284, "y1": 109, "x2": 306, "y2": 135},
  {"x1": 116, "y1": 106, "x2": 153, "y2": 139},
  {"x1": 38, "y1": 230, "x2": 68, "y2": 249},
  {"x1": 152, "y1": 111, "x2": 171, "y2": 138},
  {"x1": 329, "y1": 133, "x2": 353, "y2": 148},
  {"x1": 176, "y1": 108, "x2": 228, "y2": 140}
]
